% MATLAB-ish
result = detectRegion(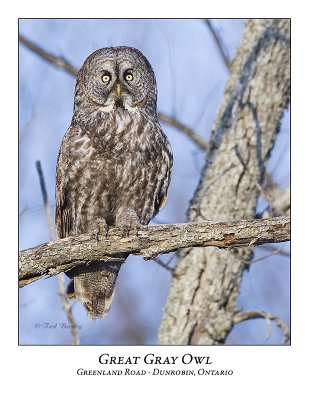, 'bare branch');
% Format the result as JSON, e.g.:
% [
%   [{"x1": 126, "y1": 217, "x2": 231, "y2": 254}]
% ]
[
  {"x1": 204, "y1": 19, "x2": 230, "y2": 71},
  {"x1": 19, "y1": 34, "x2": 78, "y2": 76},
  {"x1": 19, "y1": 206, "x2": 28, "y2": 218},
  {"x1": 158, "y1": 113, "x2": 207, "y2": 150},
  {"x1": 153, "y1": 256, "x2": 175, "y2": 274},
  {"x1": 19, "y1": 216, "x2": 290, "y2": 288},
  {"x1": 263, "y1": 244, "x2": 290, "y2": 258},
  {"x1": 19, "y1": 106, "x2": 36, "y2": 143},
  {"x1": 35, "y1": 161, "x2": 56, "y2": 241},
  {"x1": 258, "y1": 175, "x2": 290, "y2": 218},
  {"x1": 154, "y1": 252, "x2": 178, "y2": 274},
  {"x1": 231, "y1": 244, "x2": 288, "y2": 265},
  {"x1": 57, "y1": 273, "x2": 80, "y2": 345},
  {"x1": 233, "y1": 310, "x2": 290, "y2": 343}
]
